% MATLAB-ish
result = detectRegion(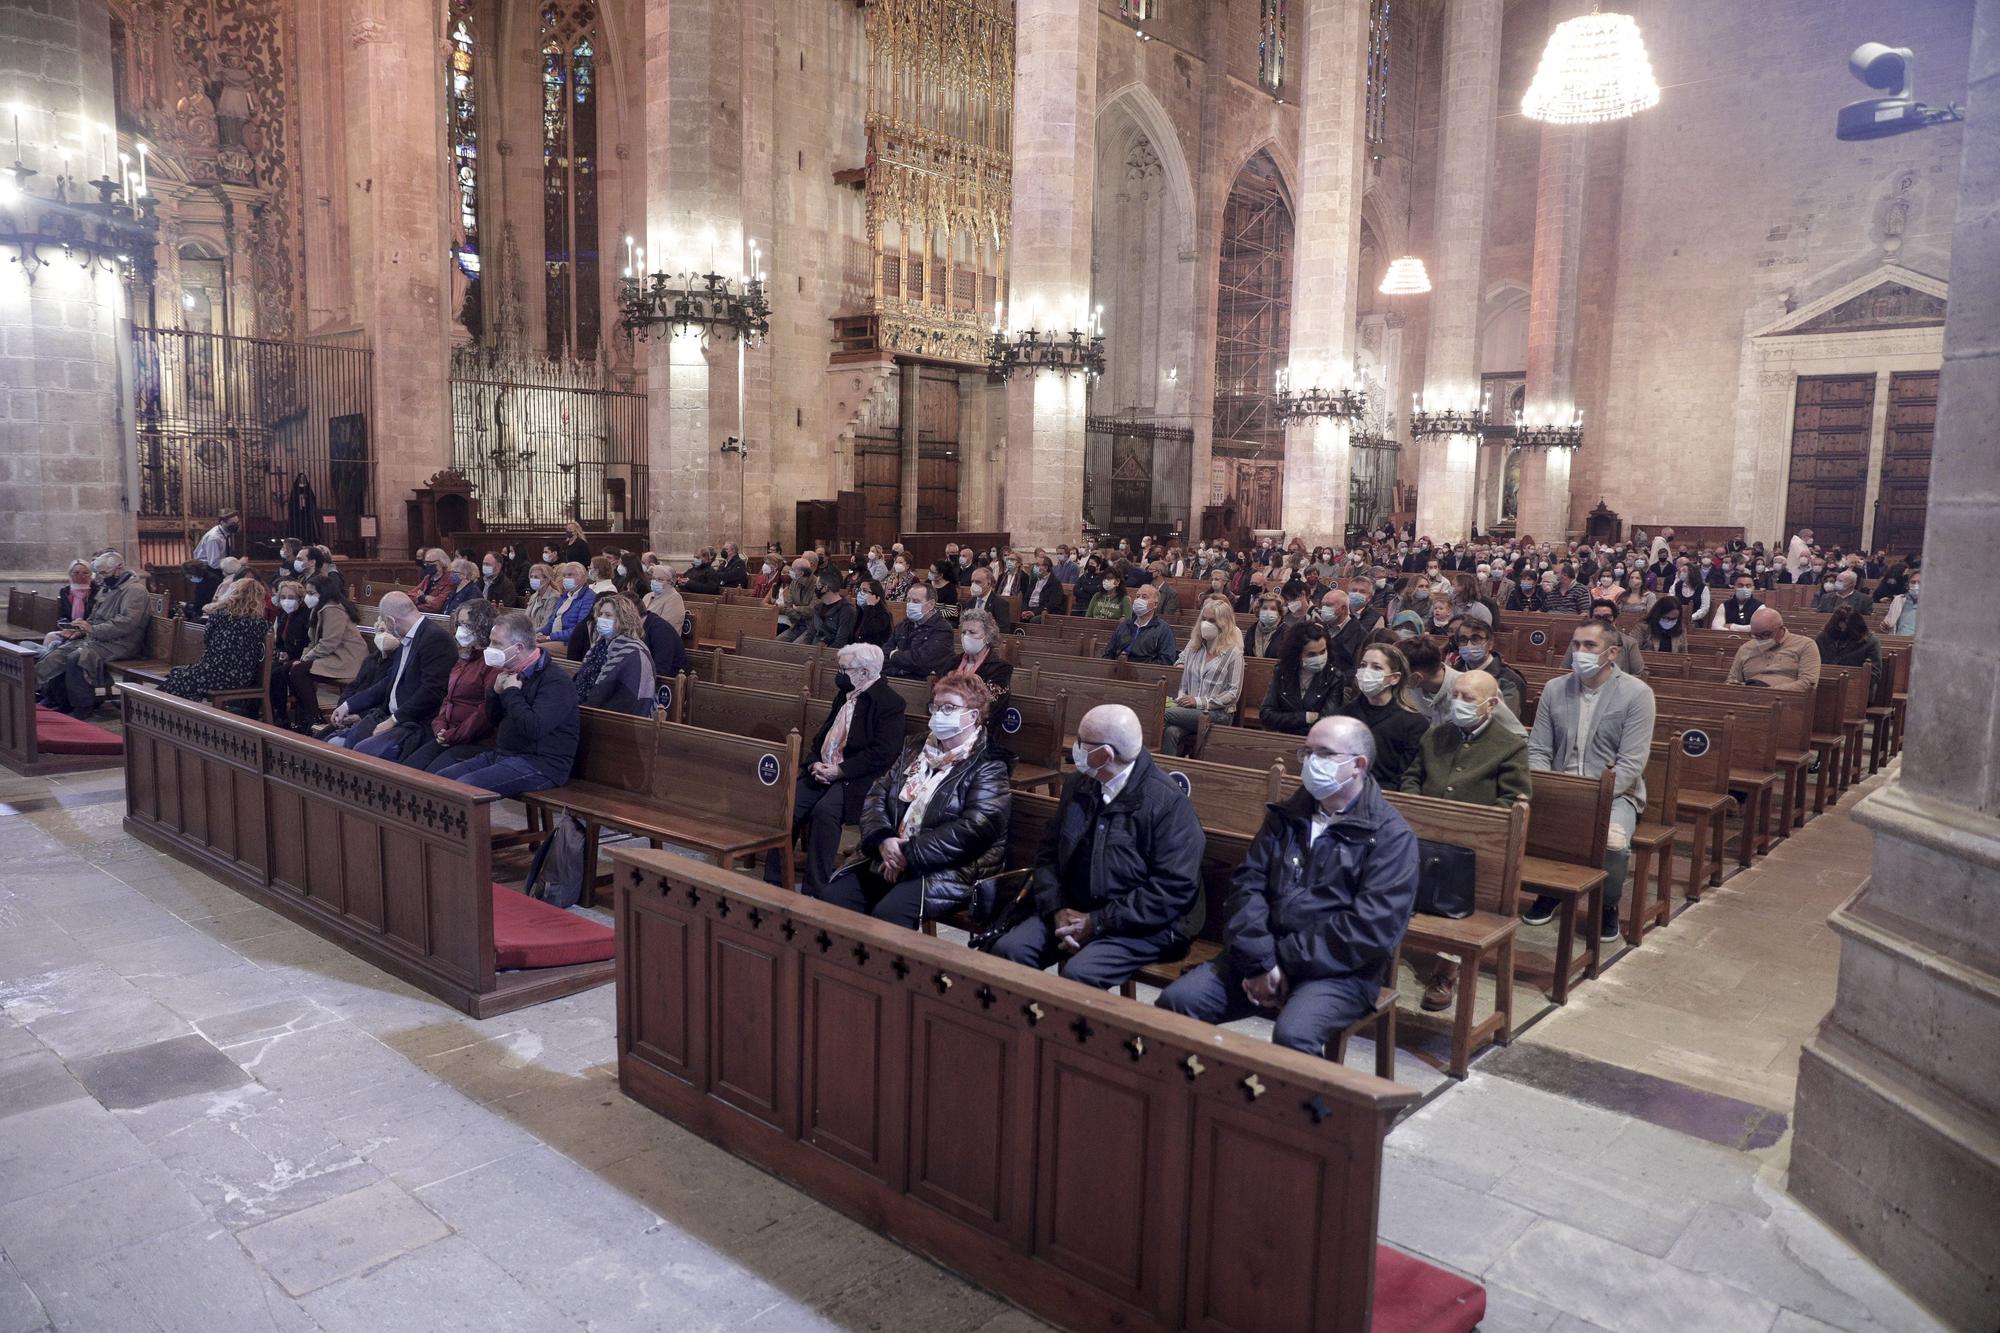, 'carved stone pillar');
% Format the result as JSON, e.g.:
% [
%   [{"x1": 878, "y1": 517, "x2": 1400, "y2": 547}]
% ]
[
  {"x1": 1414, "y1": 0, "x2": 1503, "y2": 544},
  {"x1": 345, "y1": 0, "x2": 451, "y2": 557},
  {"x1": 0, "y1": 0, "x2": 137, "y2": 579},
  {"x1": 1789, "y1": 6, "x2": 2000, "y2": 1325},
  {"x1": 1001, "y1": 0, "x2": 1098, "y2": 549},
  {"x1": 1279, "y1": 0, "x2": 1370, "y2": 543}
]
